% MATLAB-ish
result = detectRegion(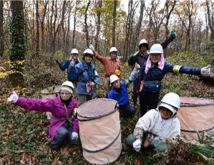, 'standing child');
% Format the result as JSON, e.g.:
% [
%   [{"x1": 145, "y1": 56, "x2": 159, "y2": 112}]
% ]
[
  {"x1": 56, "y1": 48, "x2": 80, "y2": 86},
  {"x1": 108, "y1": 66, "x2": 139, "y2": 118},
  {"x1": 68, "y1": 48, "x2": 100, "y2": 106},
  {"x1": 89, "y1": 44, "x2": 122, "y2": 96},
  {"x1": 128, "y1": 31, "x2": 176, "y2": 106},
  {"x1": 138, "y1": 44, "x2": 211, "y2": 117},
  {"x1": 7, "y1": 81, "x2": 79, "y2": 151}
]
